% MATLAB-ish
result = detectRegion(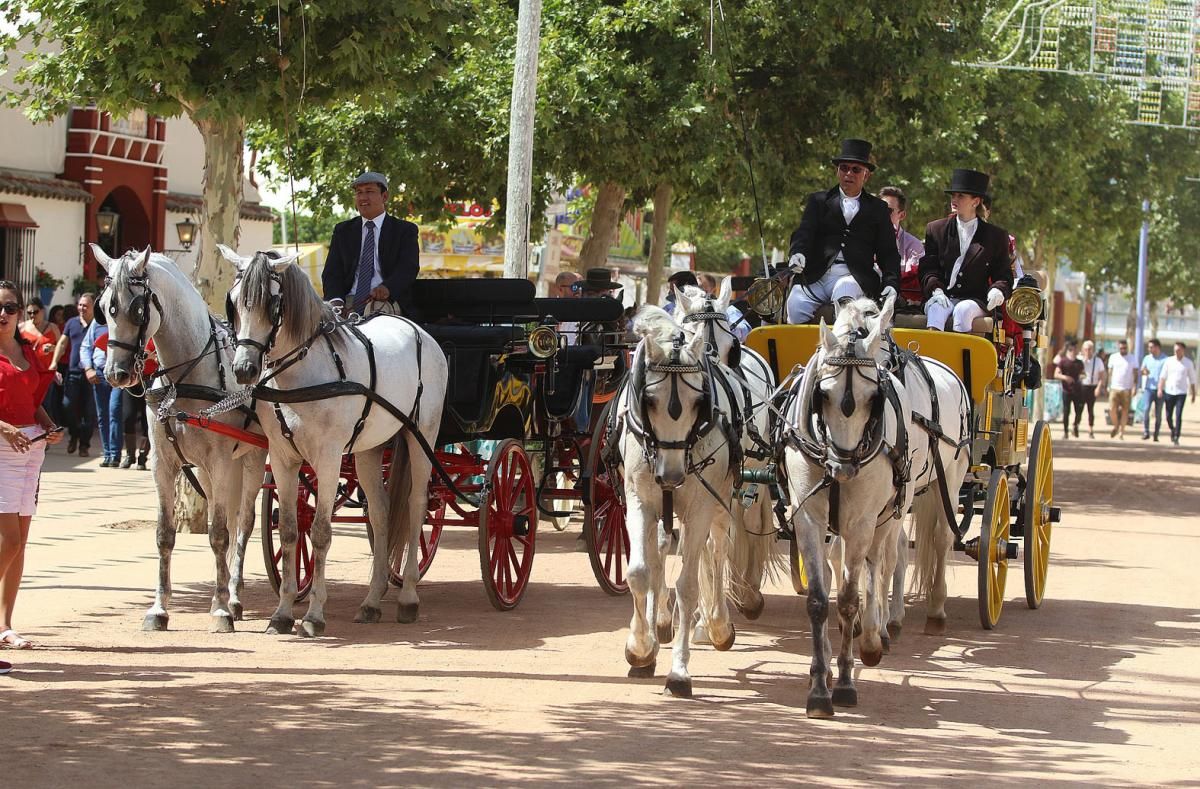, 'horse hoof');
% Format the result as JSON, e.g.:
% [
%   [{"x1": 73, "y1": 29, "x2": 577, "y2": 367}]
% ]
[
  {"x1": 265, "y1": 616, "x2": 294, "y2": 635},
  {"x1": 664, "y1": 676, "x2": 693, "y2": 698},
  {"x1": 806, "y1": 695, "x2": 835, "y2": 718},
  {"x1": 711, "y1": 624, "x2": 736, "y2": 652},
  {"x1": 887, "y1": 620, "x2": 902, "y2": 640},
  {"x1": 627, "y1": 662, "x2": 656, "y2": 678},
  {"x1": 832, "y1": 685, "x2": 858, "y2": 708},
  {"x1": 737, "y1": 592, "x2": 765, "y2": 621},
  {"x1": 141, "y1": 614, "x2": 169, "y2": 632},
  {"x1": 924, "y1": 616, "x2": 947, "y2": 636},
  {"x1": 211, "y1": 615, "x2": 235, "y2": 634},
  {"x1": 880, "y1": 635, "x2": 891, "y2": 655},
  {"x1": 625, "y1": 646, "x2": 656, "y2": 669},
  {"x1": 397, "y1": 603, "x2": 419, "y2": 624},
  {"x1": 354, "y1": 605, "x2": 382, "y2": 624},
  {"x1": 231, "y1": 603, "x2": 244, "y2": 621},
  {"x1": 299, "y1": 619, "x2": 325, "y2": 638},
  {"x1": 655, "y1": 622, "x2": 675, "y2": 644},
  {"x1": 860, "y1": 647, "x2": 883, "y2": 667}
]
